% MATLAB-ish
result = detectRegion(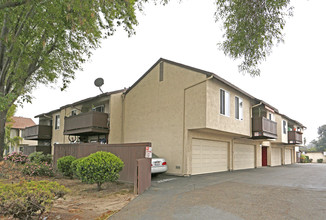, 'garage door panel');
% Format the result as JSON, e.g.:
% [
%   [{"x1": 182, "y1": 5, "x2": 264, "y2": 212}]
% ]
[
  {"x1": 192, "y1": 139, "x2": 228, "y2": 175},
  {"x1": 234, "y1": 144, "x2": 255, "y2": 170},
  {"x1": 271, "y1": 147, "x2": 282, "y2": 166},
  {"x1": 285, "y1": 149, "x2": 291, "y2": 164}
]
